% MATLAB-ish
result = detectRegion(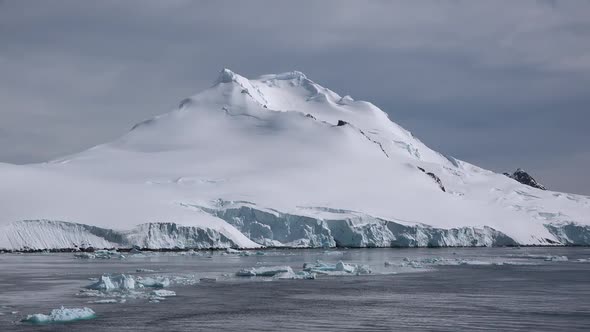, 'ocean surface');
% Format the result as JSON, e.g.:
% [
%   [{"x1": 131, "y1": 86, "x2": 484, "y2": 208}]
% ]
[{"x1": 1, "y1": 247, "x2": 589, "y2": 331}]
